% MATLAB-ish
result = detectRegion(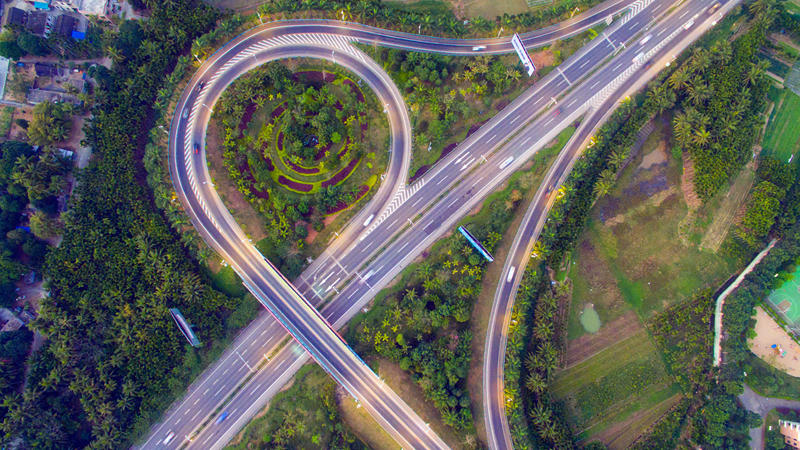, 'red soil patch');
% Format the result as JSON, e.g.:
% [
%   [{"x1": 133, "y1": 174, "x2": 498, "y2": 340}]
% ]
[
  {"x1": 321, "y1": 156, "x2": 360, "y2": 188},
  {"x1": 277, "y1": 175, "x2": 313, "y2": 192}
]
